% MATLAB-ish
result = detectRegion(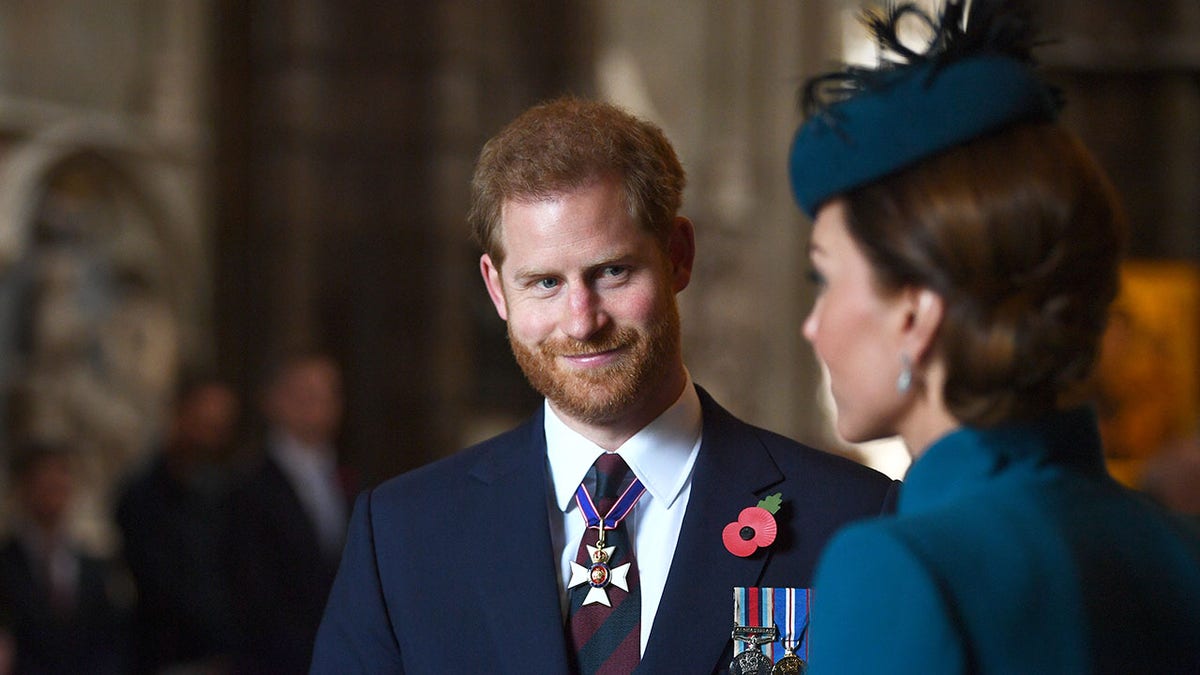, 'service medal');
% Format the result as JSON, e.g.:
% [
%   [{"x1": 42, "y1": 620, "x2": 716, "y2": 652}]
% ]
[
  {"x1": 569, "y1": 466, "x2": 645, "y2": 609},
  {"x1": 730, "y1": 647, "x2": 774, "y2": 675},
  {"x1": 773, "y1": 588, "x2": 809, "y2": 674},
  {"x1": 566, "y1": 542, "x2": 632, "y2": 607},
  {"x1": 771, "y1": 652, "x2": 807, "y2": 675}
]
